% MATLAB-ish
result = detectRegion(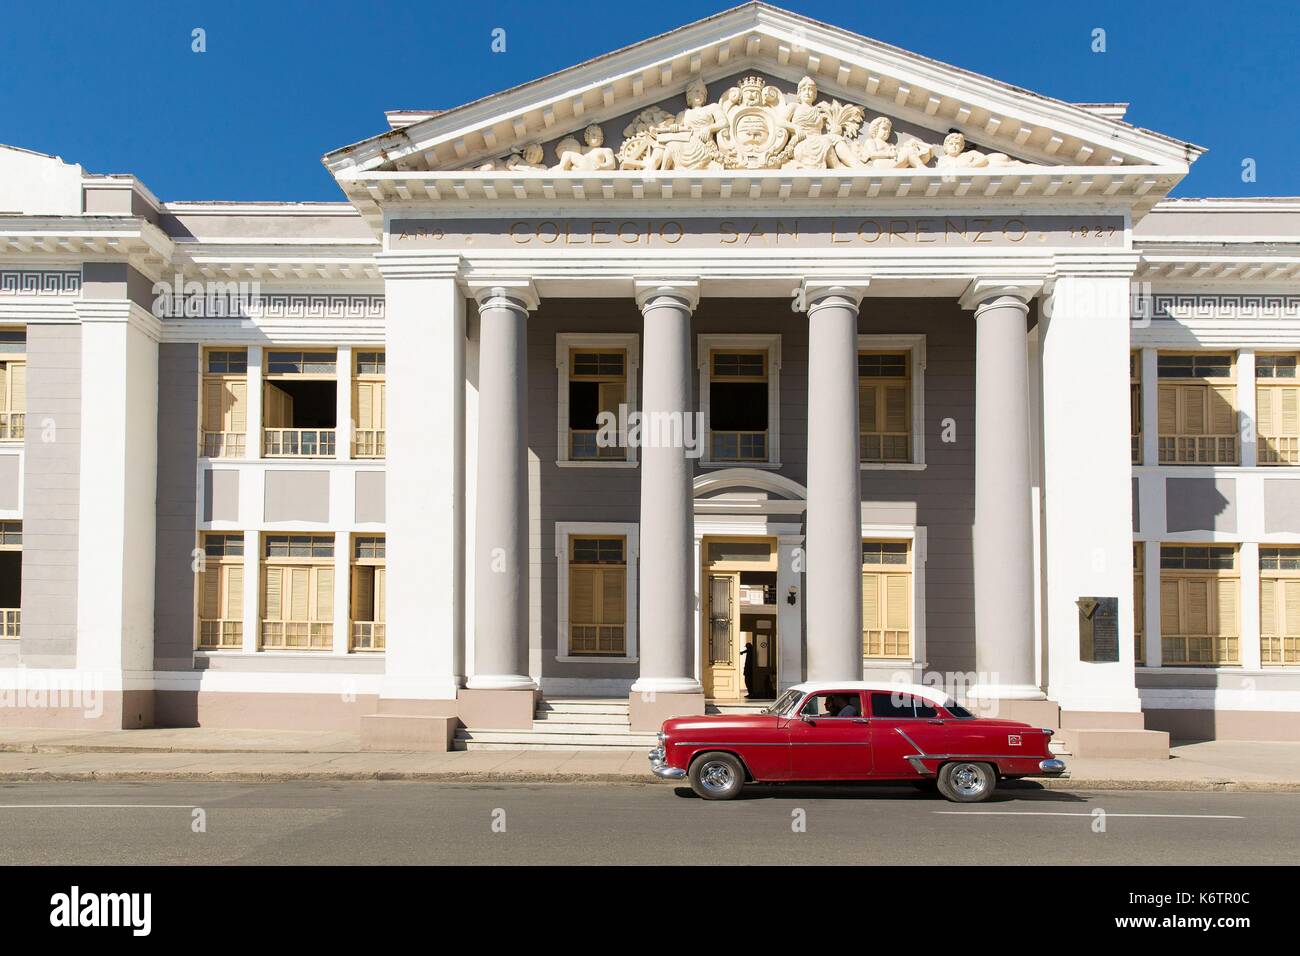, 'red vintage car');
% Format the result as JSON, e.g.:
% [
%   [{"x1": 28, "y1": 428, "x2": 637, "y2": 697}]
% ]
[{"x1": 648, "y1": 681, "x2": 1067, "y2": 802}]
